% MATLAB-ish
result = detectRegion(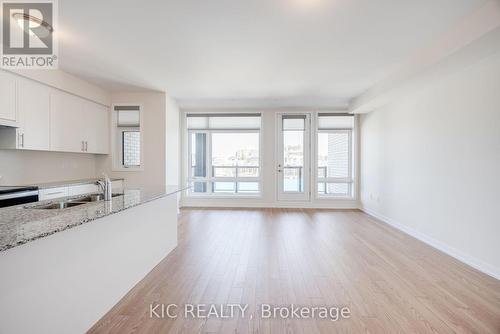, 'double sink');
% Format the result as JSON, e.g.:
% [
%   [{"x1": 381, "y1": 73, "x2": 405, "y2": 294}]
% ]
[{"x1": 29, "y1": 193, "x2": 121, "y2": 210}]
